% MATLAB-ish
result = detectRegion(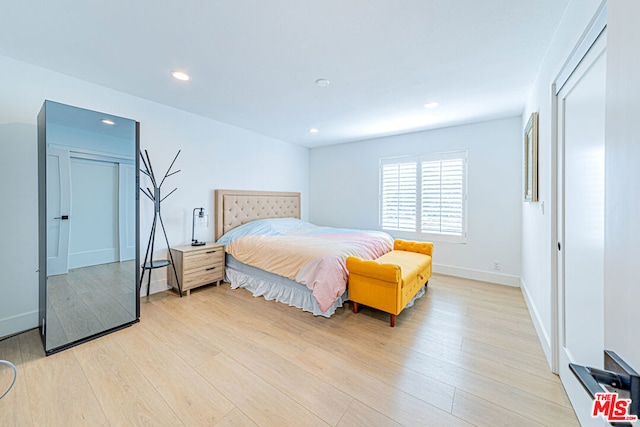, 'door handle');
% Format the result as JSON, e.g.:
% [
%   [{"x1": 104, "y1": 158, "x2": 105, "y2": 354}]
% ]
[
  {"x1": 558, "y1": 242, "x2": 561, "y2": 251},
  {"x1": 570, "y1": 350, "x2": 640, "y2": 420},
  {"x1": 54, "y1": 215, "x2": 69, "y2": 220}
]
